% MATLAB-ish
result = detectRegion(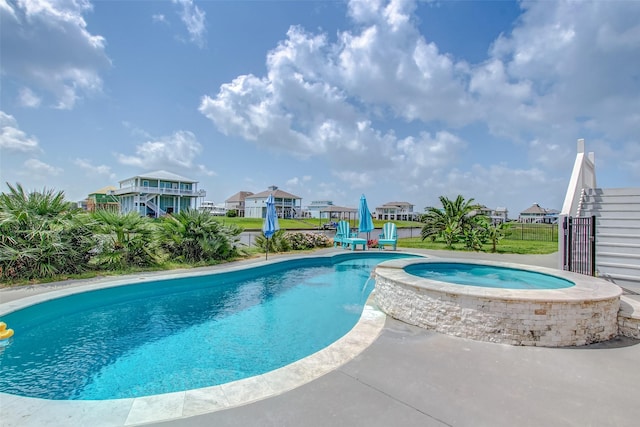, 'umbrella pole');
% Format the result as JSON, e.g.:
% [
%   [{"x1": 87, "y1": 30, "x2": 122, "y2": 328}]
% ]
[{"x1": 266, "y1": 236, "x2": 269, "y2": 260}]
